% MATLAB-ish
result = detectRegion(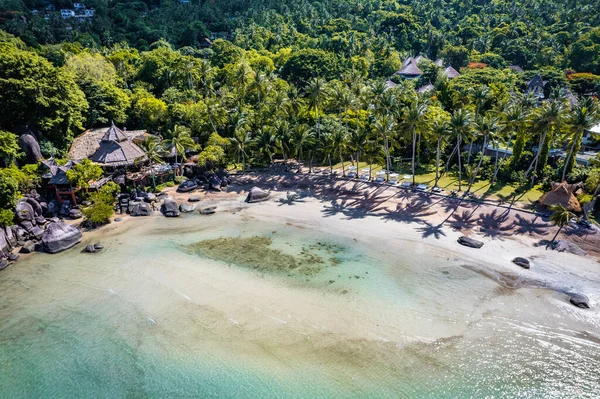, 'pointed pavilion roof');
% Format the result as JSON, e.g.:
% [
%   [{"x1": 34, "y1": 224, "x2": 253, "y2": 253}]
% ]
[
  {"x1": 396, "y1": 60, "x2": 423, "y2": 77},
  {"x1": 538, "y1": 181, "x2": 582, "y2": 212},
  {"x1": 443, "y1": 66, "x2": 460, "y2": 79},
  {"x1": 417, "y1": 84, "x2": 435, "y2": 94},
  {"x1": 385, "y1": 79, "x2": 397, "y2": 90},
  {"x1": 101, "y1": 122, "x2": 129, "y2": 142}
]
